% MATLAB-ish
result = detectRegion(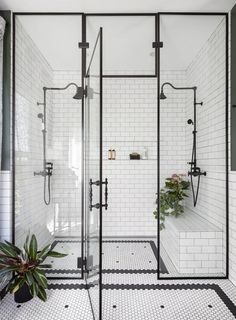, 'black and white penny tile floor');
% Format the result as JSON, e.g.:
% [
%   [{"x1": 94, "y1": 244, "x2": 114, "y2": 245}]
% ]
[
  {"x1": 0, "y1": 286, "x2": 93, "y2": 320},
  {"x1": 1, "y1": 238, "x2": 236, "y2": 320}
]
